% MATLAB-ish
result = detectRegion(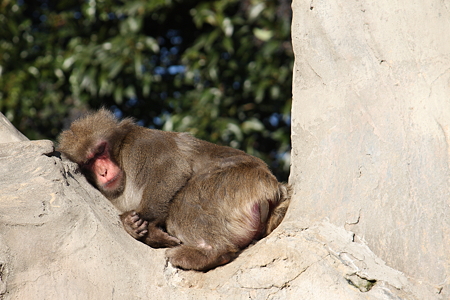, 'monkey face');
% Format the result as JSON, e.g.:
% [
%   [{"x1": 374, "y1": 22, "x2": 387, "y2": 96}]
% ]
[{"x1": 82, "y1": 141, "x2": 125, "y2": 199}]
